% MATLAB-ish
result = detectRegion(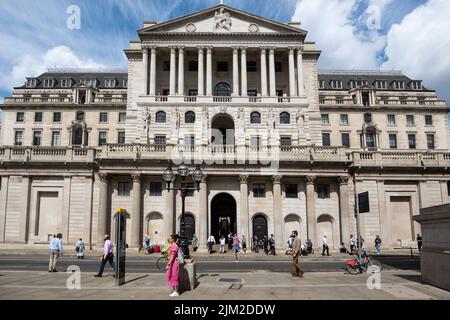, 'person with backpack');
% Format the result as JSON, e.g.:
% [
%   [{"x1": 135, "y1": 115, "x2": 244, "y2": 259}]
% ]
[
  {"x1": 166, "y1": 234, "x2": 181, "y2": 297},
  {"x1": 374, "y1": 235, "x2": 382, "y2": 255}
]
